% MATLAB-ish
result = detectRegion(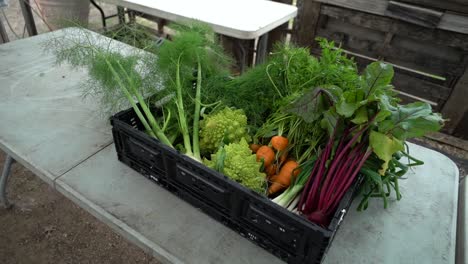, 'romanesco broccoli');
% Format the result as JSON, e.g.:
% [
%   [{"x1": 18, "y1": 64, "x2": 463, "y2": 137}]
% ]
[
  {"x1": 204, "y1": 138, "x2": 266, "y2": 193},
  {"x1": 199, "y1": 107, "x2": 249, "y2": 153}
]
